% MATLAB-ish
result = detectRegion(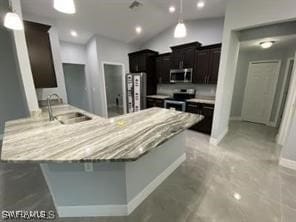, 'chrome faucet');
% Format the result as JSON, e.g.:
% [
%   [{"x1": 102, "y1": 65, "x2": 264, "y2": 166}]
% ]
[{"x1": 47, "y1": 93, "x2": 62, "y2": 121}]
